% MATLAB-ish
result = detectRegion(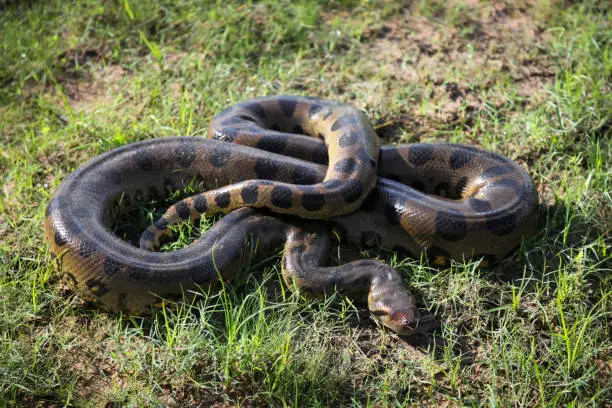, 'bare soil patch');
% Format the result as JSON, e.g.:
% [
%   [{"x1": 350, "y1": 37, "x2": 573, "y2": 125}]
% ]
[
  {"x1": 59, "y1": 64, "x2": 126, "y2": 113},
  {"x1": 366, "y1": 1, "x2": 555, "y2": 134}
]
